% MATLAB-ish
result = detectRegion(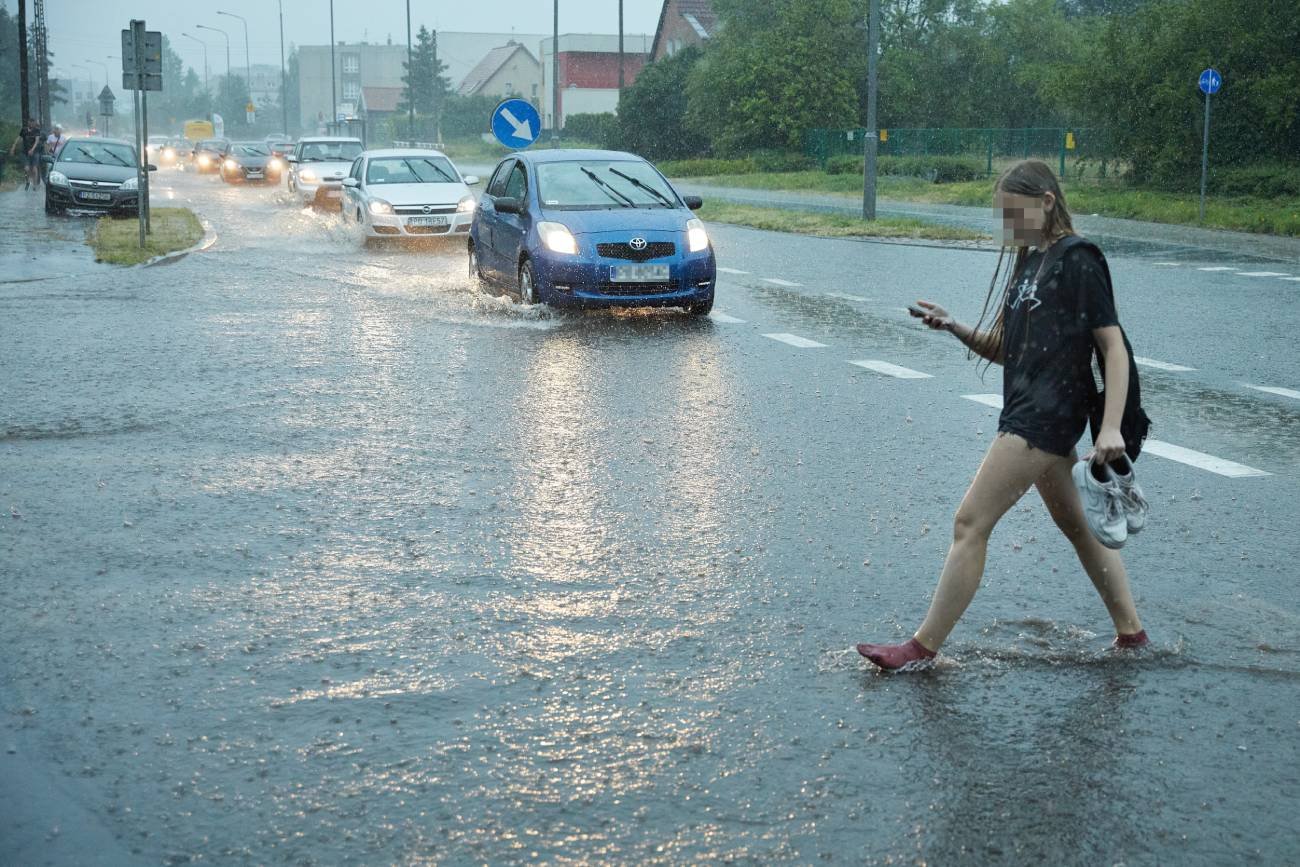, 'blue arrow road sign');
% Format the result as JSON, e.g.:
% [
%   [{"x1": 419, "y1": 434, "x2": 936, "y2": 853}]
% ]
[
  {"x1": 491, "y1": 98, "x2": 541, "y2": 149},
  {"x1": 1199, "y1": 68, "x2": 1222, "y2": 95}
]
